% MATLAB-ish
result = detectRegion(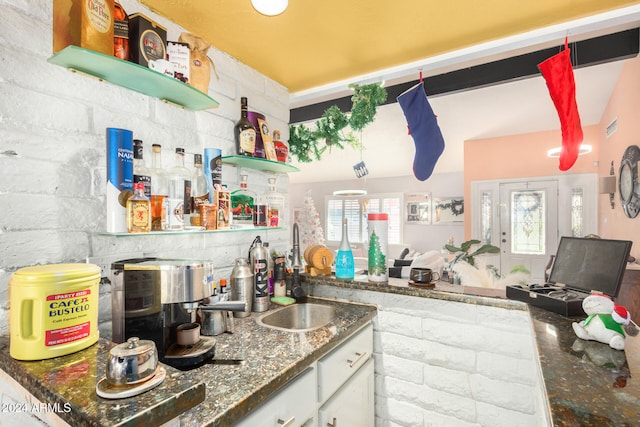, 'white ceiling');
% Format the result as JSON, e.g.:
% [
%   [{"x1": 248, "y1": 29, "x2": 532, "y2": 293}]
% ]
[{"x1": 288, "y1": 60, "x2": 625, "y2": 184}]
